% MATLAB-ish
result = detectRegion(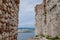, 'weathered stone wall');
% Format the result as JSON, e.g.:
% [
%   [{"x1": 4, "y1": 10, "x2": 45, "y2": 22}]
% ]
[
  {"x1": 46, "y1": 0, "x2": 60, "y2": 37},
  {"x1": 35, "y1": 4, "x2": 44, "y2": 35},
  {"x1": 0, "y1": 0, "x2": 19, "y2": 40},
  {"x1": 35, "y1": 0, "x2": 60, "y2": 40}
]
